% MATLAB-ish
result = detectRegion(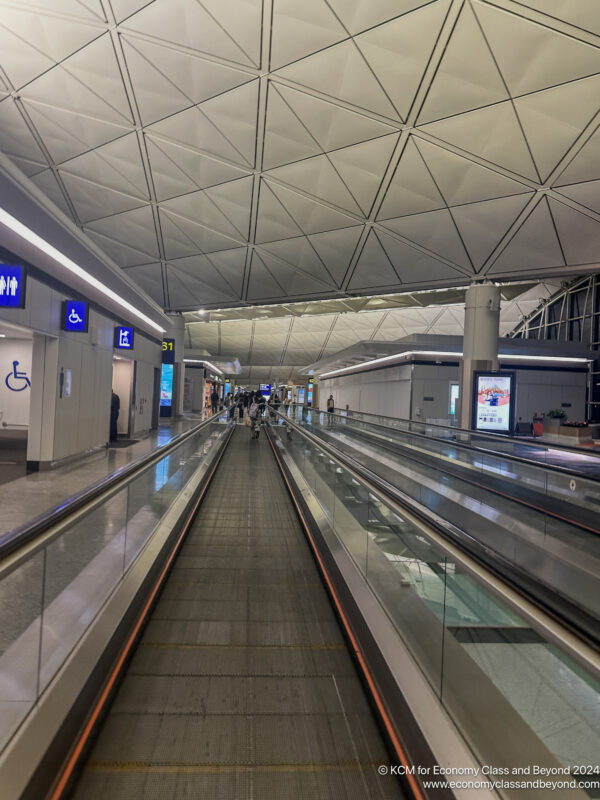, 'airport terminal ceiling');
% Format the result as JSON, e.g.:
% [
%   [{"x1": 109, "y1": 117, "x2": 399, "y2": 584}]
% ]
[{"x1": 0, "y1": 0, "x2": 599, "y2": 317}]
